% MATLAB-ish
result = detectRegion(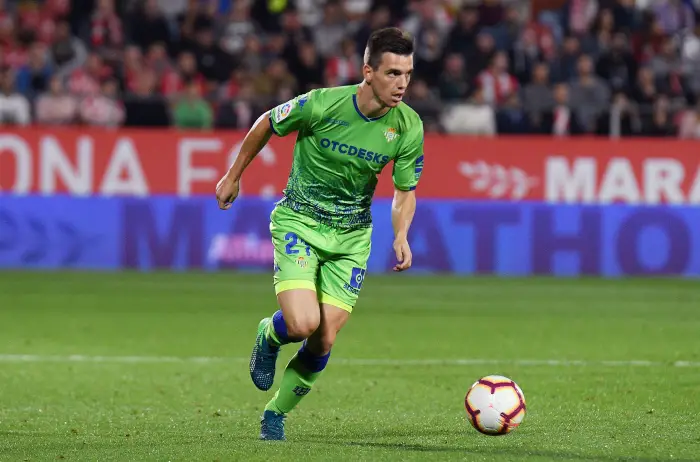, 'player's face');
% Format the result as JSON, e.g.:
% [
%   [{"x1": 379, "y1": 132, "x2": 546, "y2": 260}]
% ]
[{"x1": 365, "y1": 52, "x2": 413, "y2": 107}]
